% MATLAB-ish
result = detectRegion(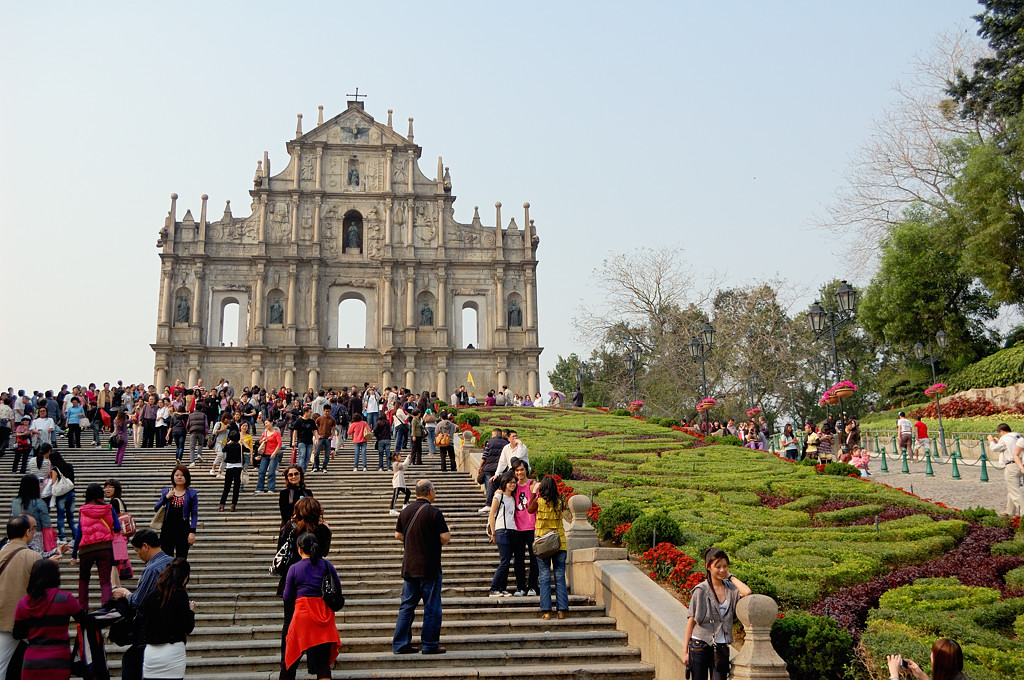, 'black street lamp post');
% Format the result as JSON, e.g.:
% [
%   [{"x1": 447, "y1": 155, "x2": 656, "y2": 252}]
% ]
[
  {"x1": 688, "y1": 323, "x2": 716, "y2": 433},
  {"x1": 807, "y1": 280, "x2": 857, "y2": 445},
  {"x1": 745, "y1": 371, "x2": 760, "y2": 413},
  {"x1": 625, "y1": 344, "x2": 641, "y2": 404},
  {"x1": 810, "y1": 355, "x2": 832, "y2": 418},
  {"x1": 914, "y1": 331, "x2": 949, "y2": 458}
]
